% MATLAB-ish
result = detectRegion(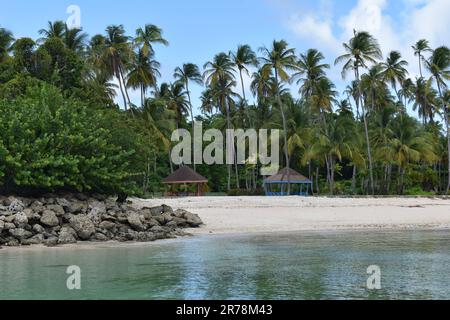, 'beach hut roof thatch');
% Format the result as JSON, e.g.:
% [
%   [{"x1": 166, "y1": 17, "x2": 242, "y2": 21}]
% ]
[
  {"x1": 265, "y1": 168, "x2": 311, "y2": 183},
  {"x1": 163, "y1": 166, "x2": 208, "y2": 184}
]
